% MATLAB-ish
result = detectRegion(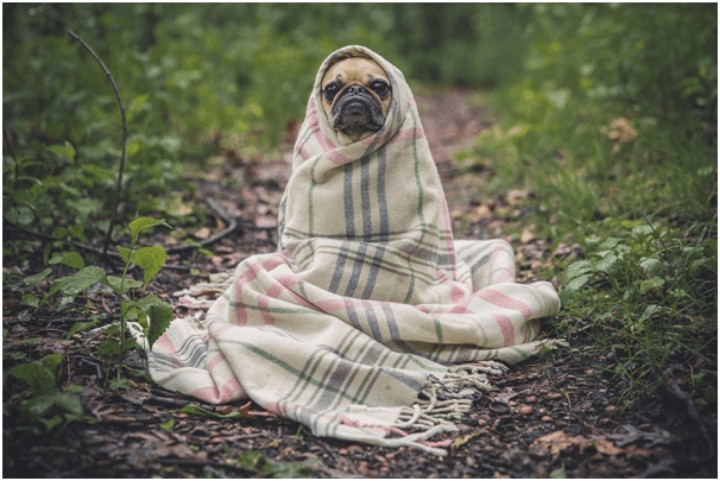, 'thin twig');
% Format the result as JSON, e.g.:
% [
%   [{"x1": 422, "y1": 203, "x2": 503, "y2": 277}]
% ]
[
  {"x1": 3, "y1": 128, "x2": 19, "y2": 191},
  {"x1": 6, "y1": 197, "x2": 241, "y2": 260},
  {"x1": 3, "y1": 315, "x2": 114, "y2": 325},
  {"x1": 67, "y1": 30, "x2": 127, "y2": 258},
  {"x1": 166, "y1": 198, "x2": 238, "y2": 253}
]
